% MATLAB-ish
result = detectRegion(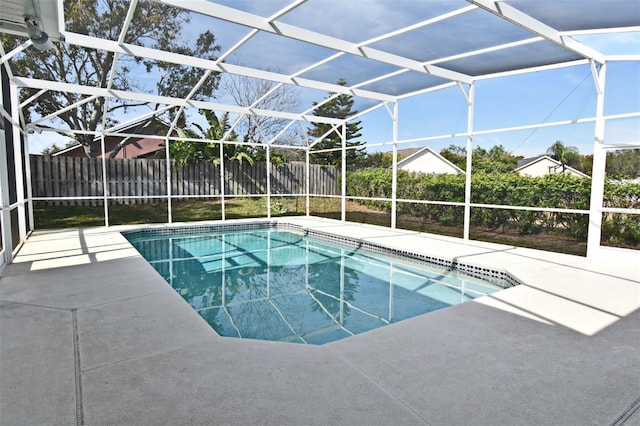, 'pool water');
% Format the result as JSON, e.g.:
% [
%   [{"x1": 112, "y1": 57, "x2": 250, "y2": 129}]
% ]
[{"x1": 126, "y1": 228, "x2": 505, "y2": 345}]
